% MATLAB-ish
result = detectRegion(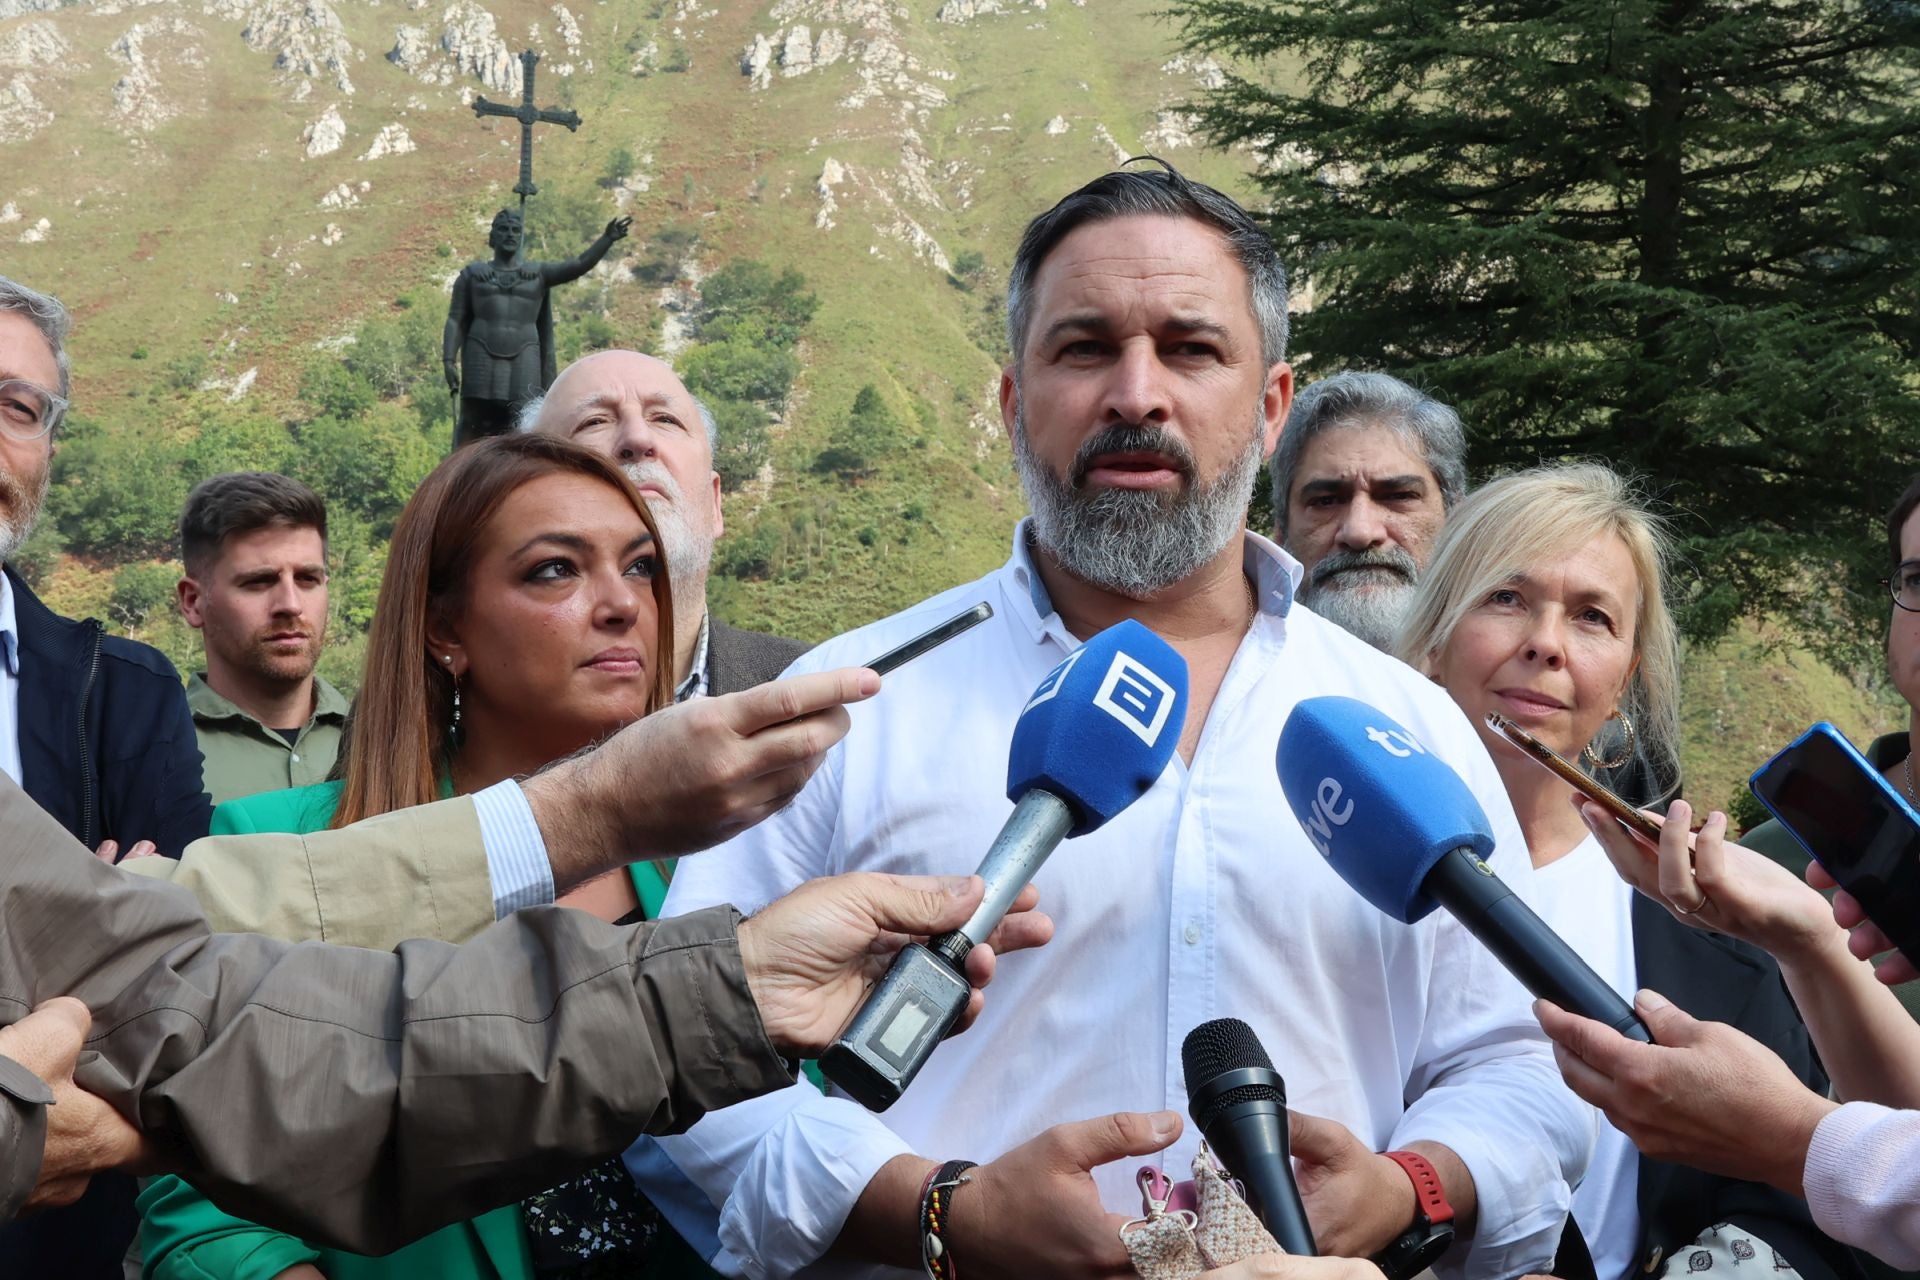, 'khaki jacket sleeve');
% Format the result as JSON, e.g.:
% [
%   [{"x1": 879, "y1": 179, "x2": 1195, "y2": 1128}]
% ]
[
  {"x1": 0, "y1": 778, "x2": 795, "y2": 1253},
  {"x1": 122, "y1": 798, "x2": 497, "y2": 947},
  {"x1": 0, "y1": 1056, "x2": 51, "y2": 1218}
]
